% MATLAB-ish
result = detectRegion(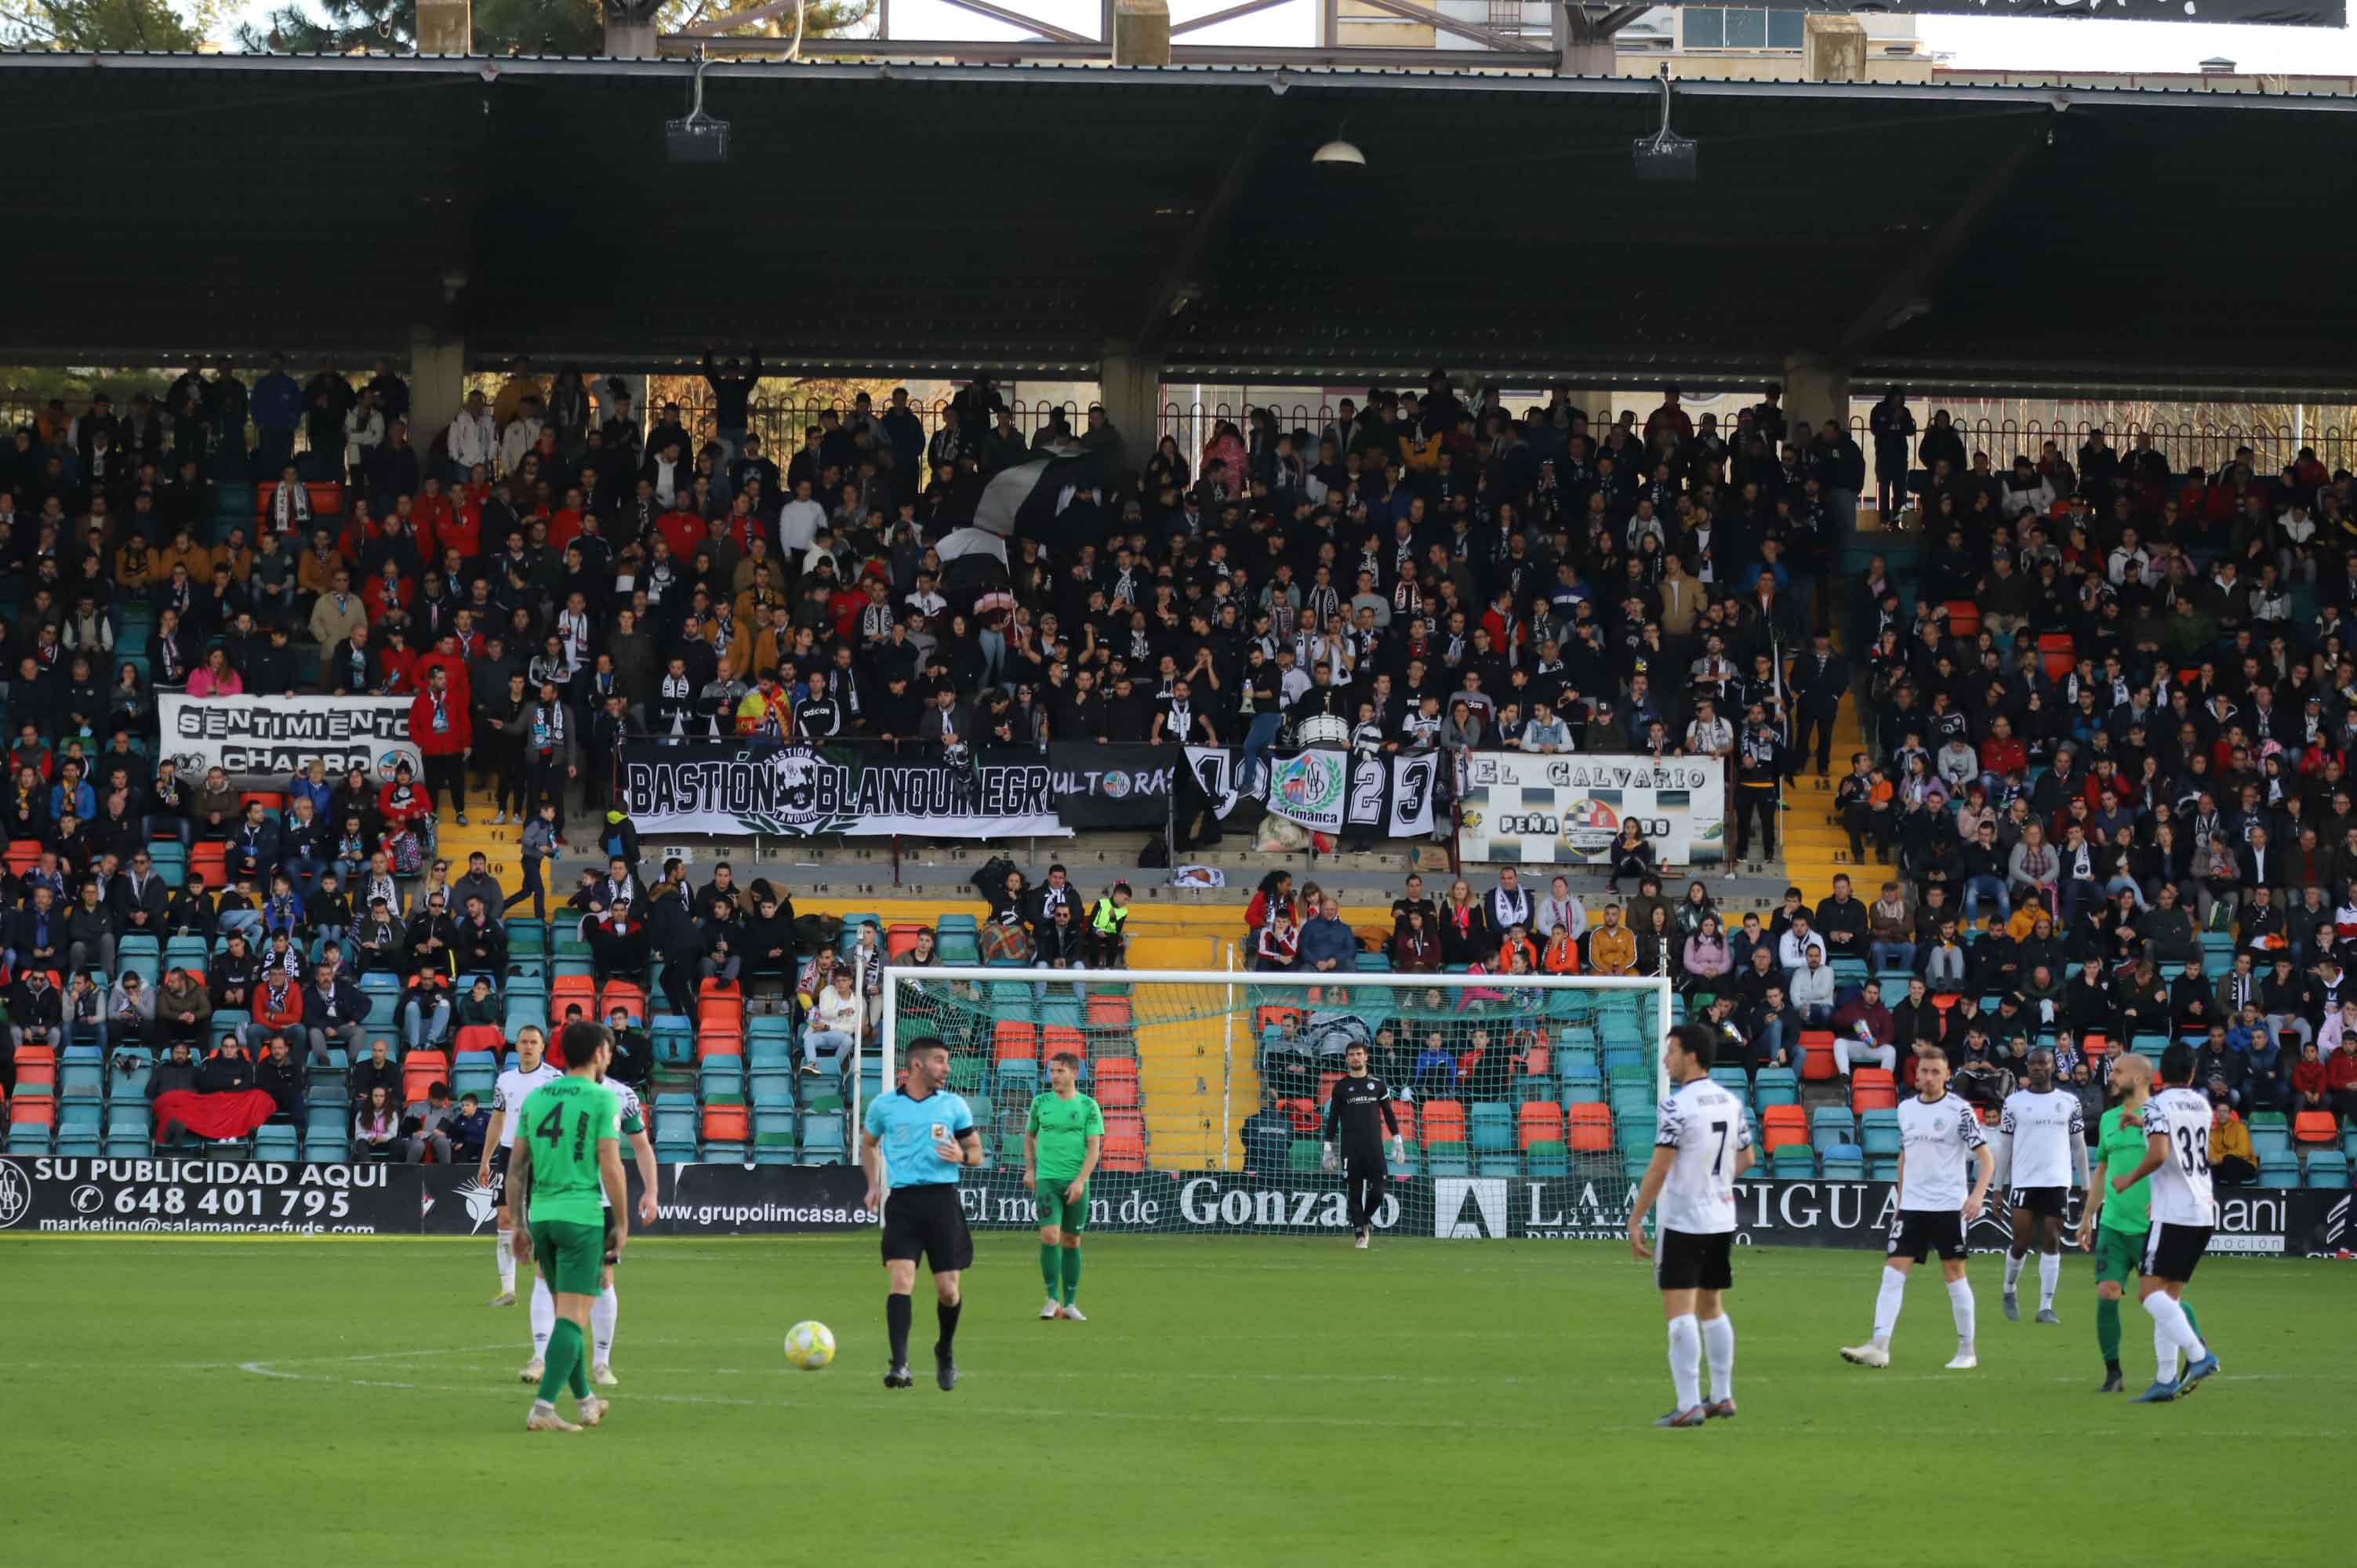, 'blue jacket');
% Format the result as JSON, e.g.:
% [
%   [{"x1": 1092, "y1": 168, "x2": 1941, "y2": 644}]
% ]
[
  {"x1": 286, "y1": 775, "x2": 334, "y2": 817},
  {"x1": 250, "y1": 372, "x2": 302, "y2": 433},
  {"x1": 1297, "y1": 913, "x2": 1357, "y2": 969},
  {"x1": 47, "y1": 780, "x2": 95, "y2": 822}
]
